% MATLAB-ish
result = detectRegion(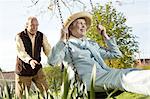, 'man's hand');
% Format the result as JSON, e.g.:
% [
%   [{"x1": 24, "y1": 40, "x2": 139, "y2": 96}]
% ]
[
  {"x1": 29, "y1": 59, "x2": 39, "y2": 69},
  {"x1": 97, "y1": 24, "x2": 110, "y2": 40}
]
